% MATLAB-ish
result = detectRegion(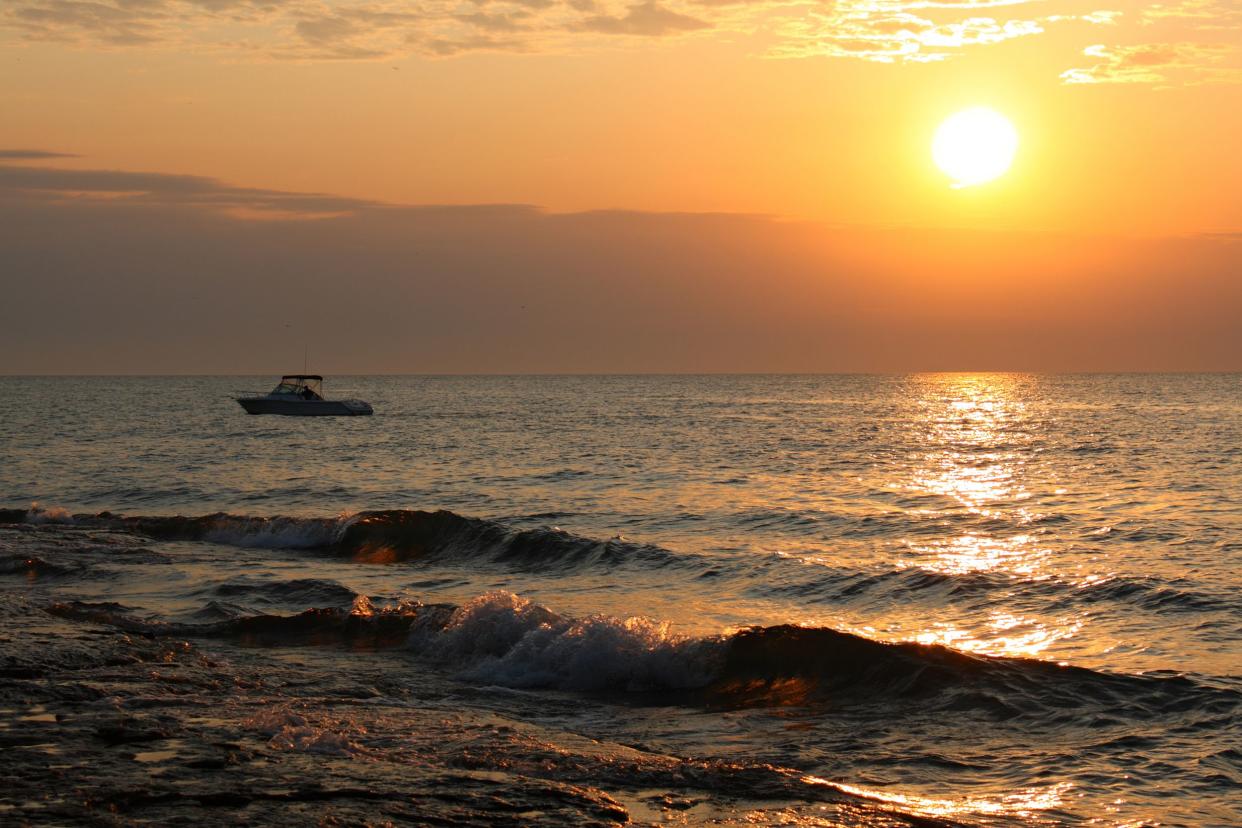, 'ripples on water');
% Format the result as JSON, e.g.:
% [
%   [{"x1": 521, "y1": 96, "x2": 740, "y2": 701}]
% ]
[{"x1": 0, "y1": 374, "x2": 1239, "y2": 826}]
